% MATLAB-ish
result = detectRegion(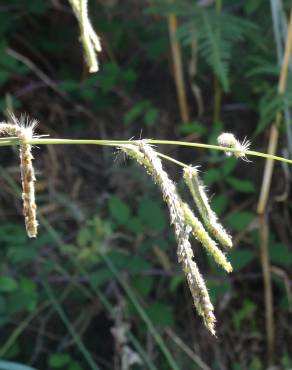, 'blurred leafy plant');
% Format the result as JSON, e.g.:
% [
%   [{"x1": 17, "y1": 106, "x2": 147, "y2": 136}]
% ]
[{"x1": 150, "y1": 0, "x2": 257, "y2": 92}]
